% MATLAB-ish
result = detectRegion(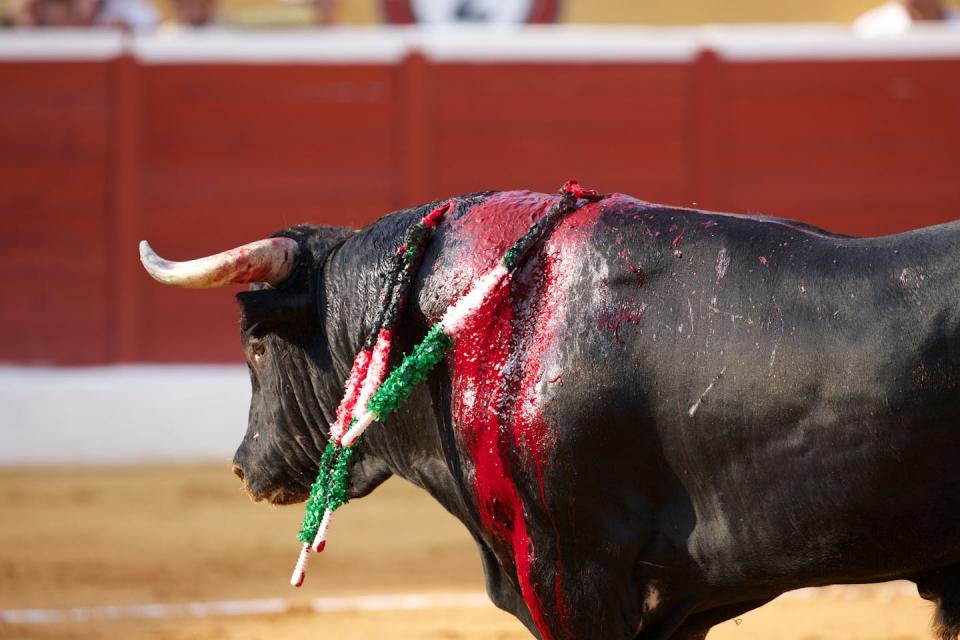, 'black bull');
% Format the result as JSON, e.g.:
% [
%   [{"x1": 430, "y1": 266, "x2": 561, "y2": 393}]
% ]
[{"x1": 171, "y1": 191, "x2": 960, "y2": 639}]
